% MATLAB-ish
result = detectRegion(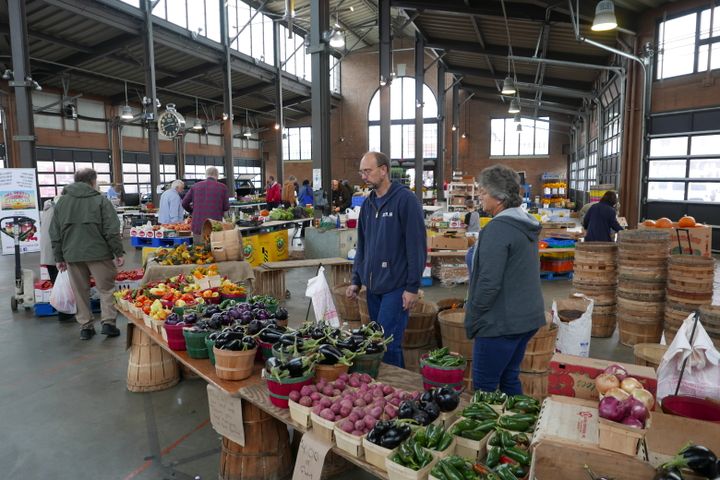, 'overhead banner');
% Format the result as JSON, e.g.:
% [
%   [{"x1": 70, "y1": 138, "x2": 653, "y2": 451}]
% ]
[{"x1": 0, "y1": 168, "x2": 40, "y2": 255}]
